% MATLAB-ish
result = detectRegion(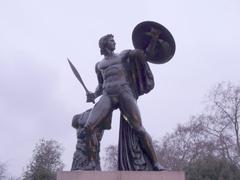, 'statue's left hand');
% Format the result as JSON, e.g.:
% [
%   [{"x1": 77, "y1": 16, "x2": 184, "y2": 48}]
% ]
[{"x1": 145, "y1": 27, "x2": 161, "y2": 40}]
